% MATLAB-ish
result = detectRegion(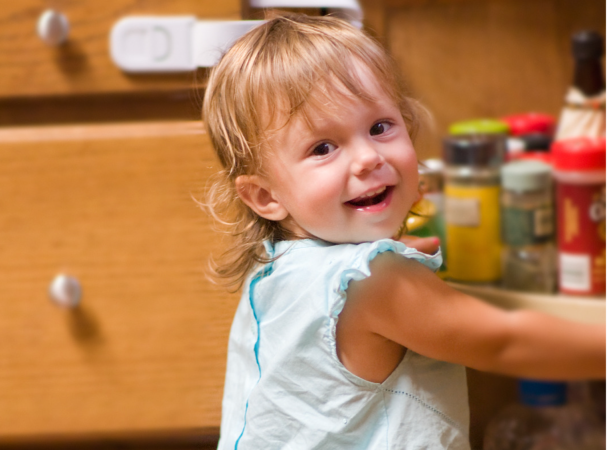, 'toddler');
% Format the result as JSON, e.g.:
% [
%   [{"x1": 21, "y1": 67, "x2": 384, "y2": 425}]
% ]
[{"x1": 202, "y1": 14, "x2": 605, "y2": 449}]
